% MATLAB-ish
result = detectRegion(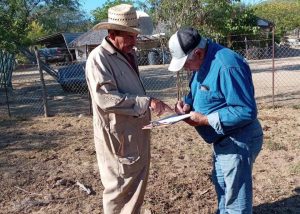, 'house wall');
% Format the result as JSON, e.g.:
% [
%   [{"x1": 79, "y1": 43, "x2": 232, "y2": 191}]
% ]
[
  {"x1": 75, "y1": 46, "x2": 87, "y2": 62},
  {"x1": 75, "y1": 45, "x2": 99, "y2": 61}
]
